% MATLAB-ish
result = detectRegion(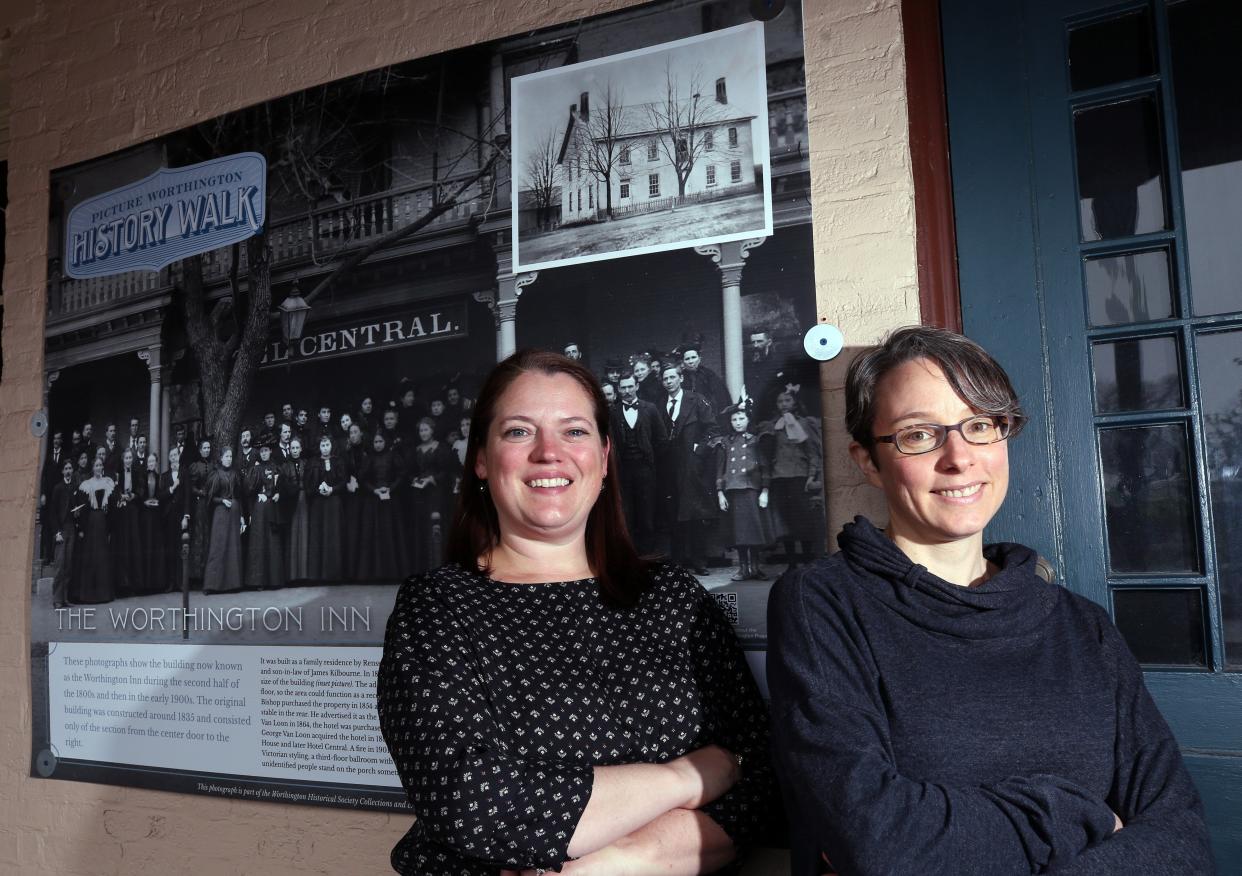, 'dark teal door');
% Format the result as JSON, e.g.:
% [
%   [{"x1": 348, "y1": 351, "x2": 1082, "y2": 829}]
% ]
[{"x1": 942, "y1": 0, "x2": 1242, "y2": 865}]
